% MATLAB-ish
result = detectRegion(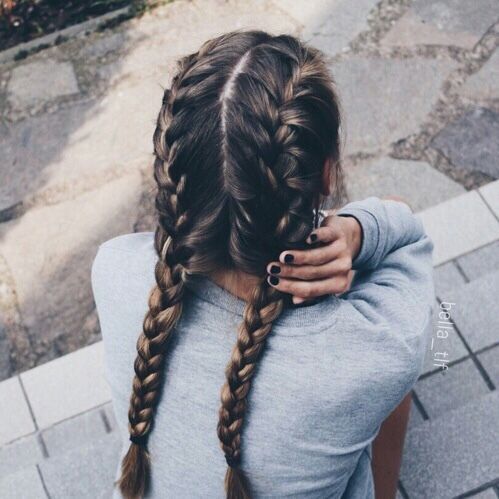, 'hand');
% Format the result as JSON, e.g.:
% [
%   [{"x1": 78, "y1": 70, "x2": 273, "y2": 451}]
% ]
[{"x1": 266, "y1": 214, "x2": 362, "y2": 304}]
